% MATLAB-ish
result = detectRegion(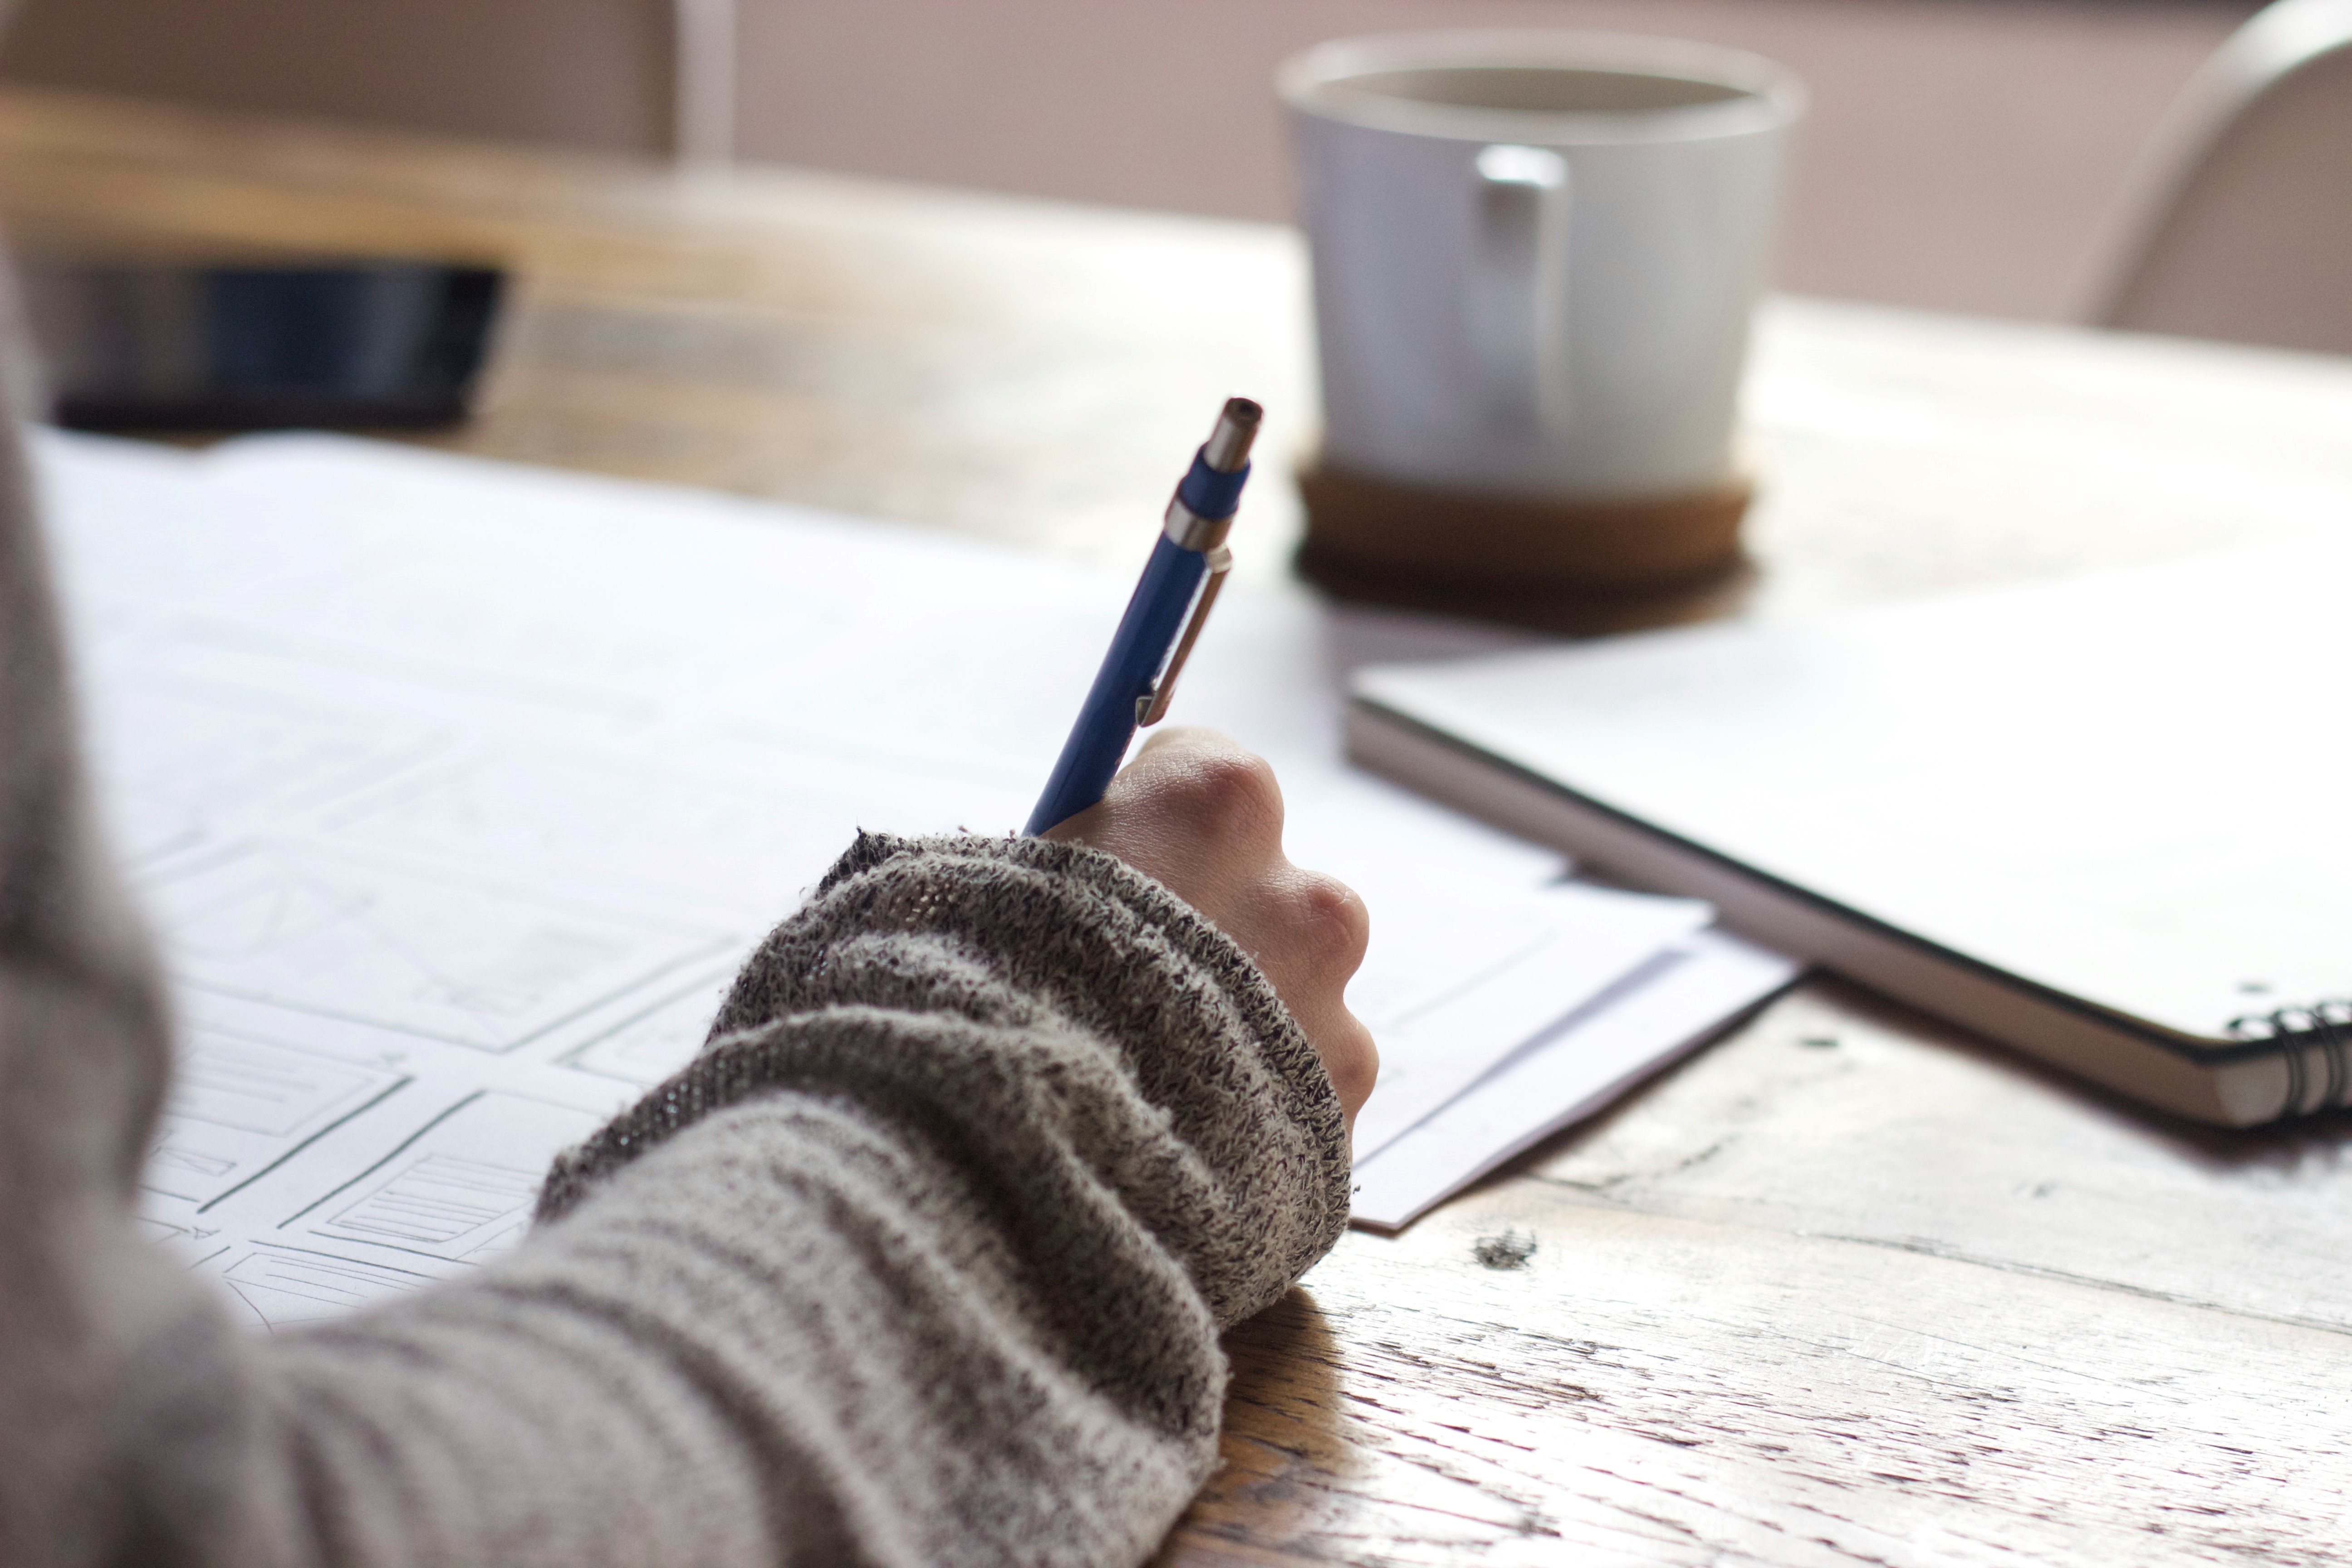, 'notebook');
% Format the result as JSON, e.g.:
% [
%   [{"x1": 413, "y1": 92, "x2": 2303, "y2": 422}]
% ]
[{"x1": 1349, "y1": 529, "x2": 2352, "y2": 1127}]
